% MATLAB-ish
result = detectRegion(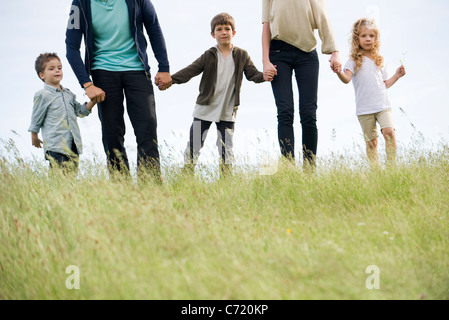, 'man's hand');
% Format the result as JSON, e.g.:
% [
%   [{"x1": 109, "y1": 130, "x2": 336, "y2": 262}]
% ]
[
  {"x1": 329, "y1": 51, "x2": 341, "y2": 73},
  {"x1": 84, "y1": 82, "x2": 106, "y2": 103},
  {"x1": 155, "y1": 72, "x2": 172, "y2": 91}
]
